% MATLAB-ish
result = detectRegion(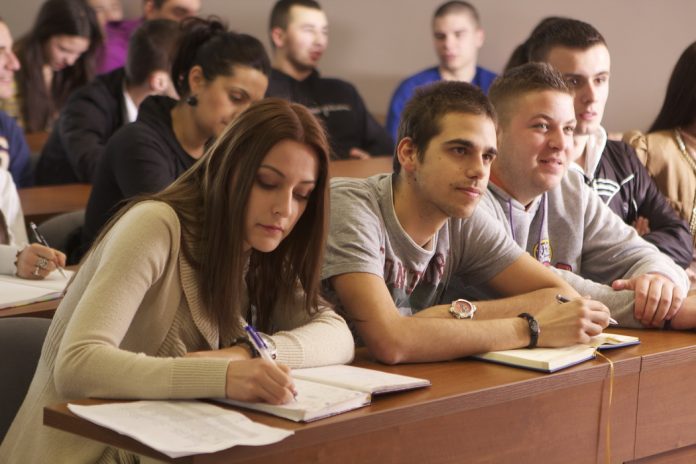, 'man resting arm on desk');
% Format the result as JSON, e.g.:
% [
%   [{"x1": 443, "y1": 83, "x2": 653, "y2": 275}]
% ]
[
  {"x1": 0, "y1": 170, "x2": 65, "y2": 279},
  {"x1": 322, "y1": 82, "x2": 611, "y2": 365}
]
